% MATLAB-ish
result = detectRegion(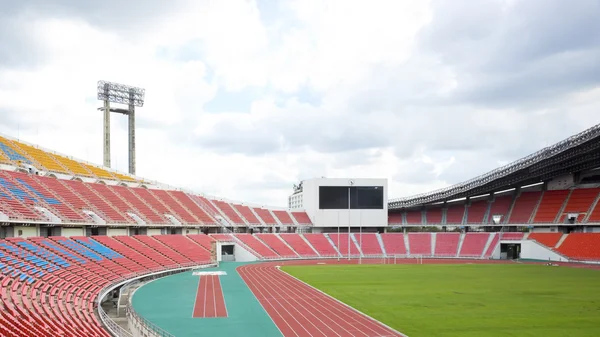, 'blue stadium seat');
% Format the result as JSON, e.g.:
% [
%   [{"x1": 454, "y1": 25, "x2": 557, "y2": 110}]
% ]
[{"x1": 75, "y1": 239, "x2": 123, "y2": 259}]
